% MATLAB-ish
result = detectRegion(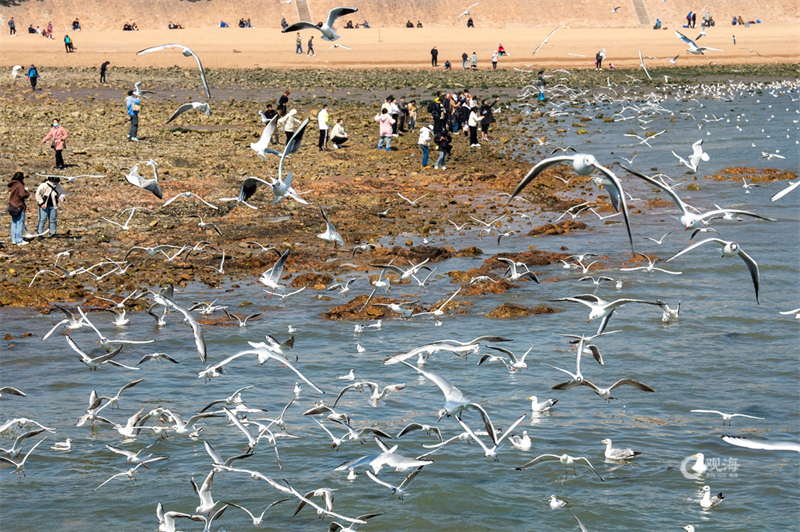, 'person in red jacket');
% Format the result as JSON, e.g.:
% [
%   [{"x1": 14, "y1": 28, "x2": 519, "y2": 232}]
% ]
[
  {"x1": 7, "y1": 172, "x2": 30, "y2": 245},
  {"x1": 41, "y1": 118, "x2": 68, "y2": 169}
]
